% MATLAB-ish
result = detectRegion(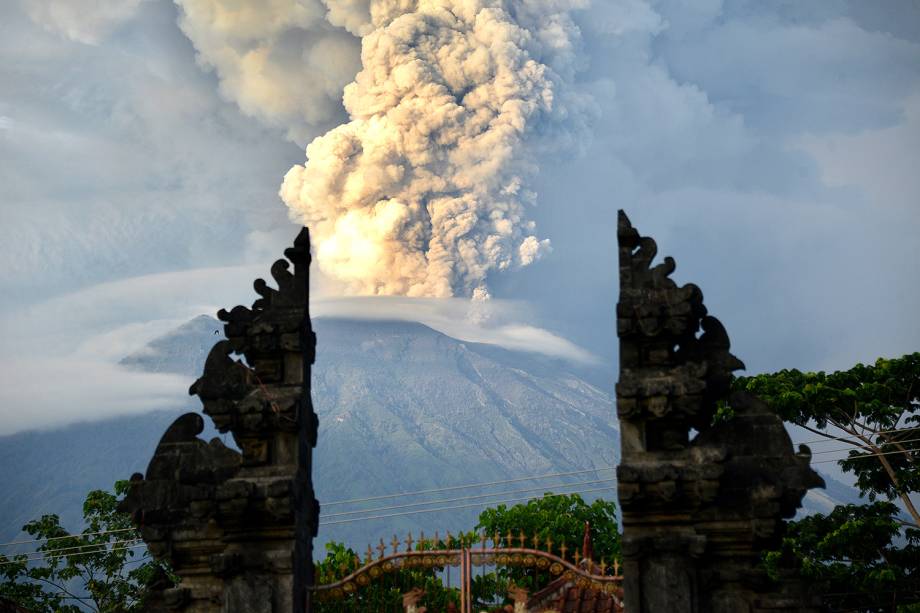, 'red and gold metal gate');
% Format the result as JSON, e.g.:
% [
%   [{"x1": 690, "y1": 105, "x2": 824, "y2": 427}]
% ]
[{"x1": 310, "y1": 532, "x2": 624, "y2": 612}]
